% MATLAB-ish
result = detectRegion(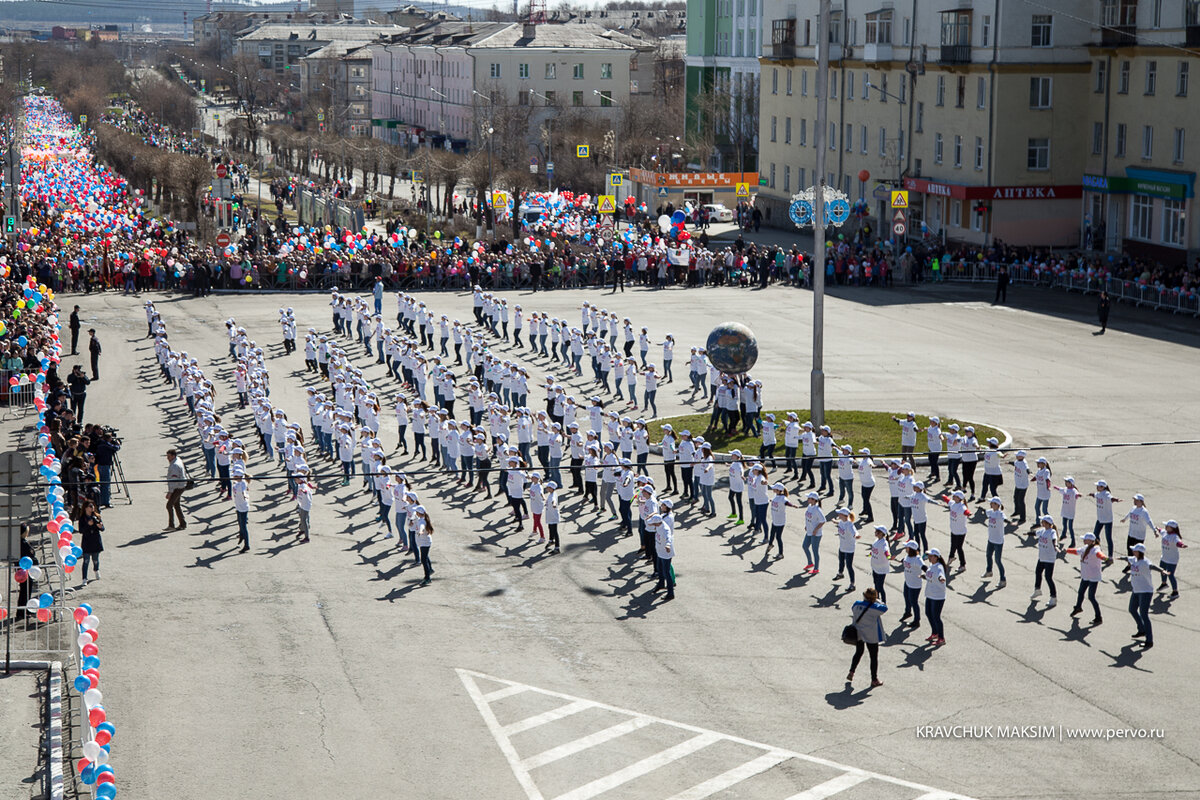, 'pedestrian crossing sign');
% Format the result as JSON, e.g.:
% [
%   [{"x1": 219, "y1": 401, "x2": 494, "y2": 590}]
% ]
[
  {"x1": 597, "y1": 195, "x2": 616, "y2": 213},
  {"x1": 735, "y1": 182, "x2": 750, "y2": 197},
  {"x1": 608, "y1": 173, "x2": 623, "y2": 187},
  {"x1": 657, "y1": 186, "x2": 670, "y2": 197},
  {"x1": 577, "y1": 144, "x2": 590, "y2": 158},
  {"x1": 891, "y1": 190, "x2": 909, "y2": 208}
]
